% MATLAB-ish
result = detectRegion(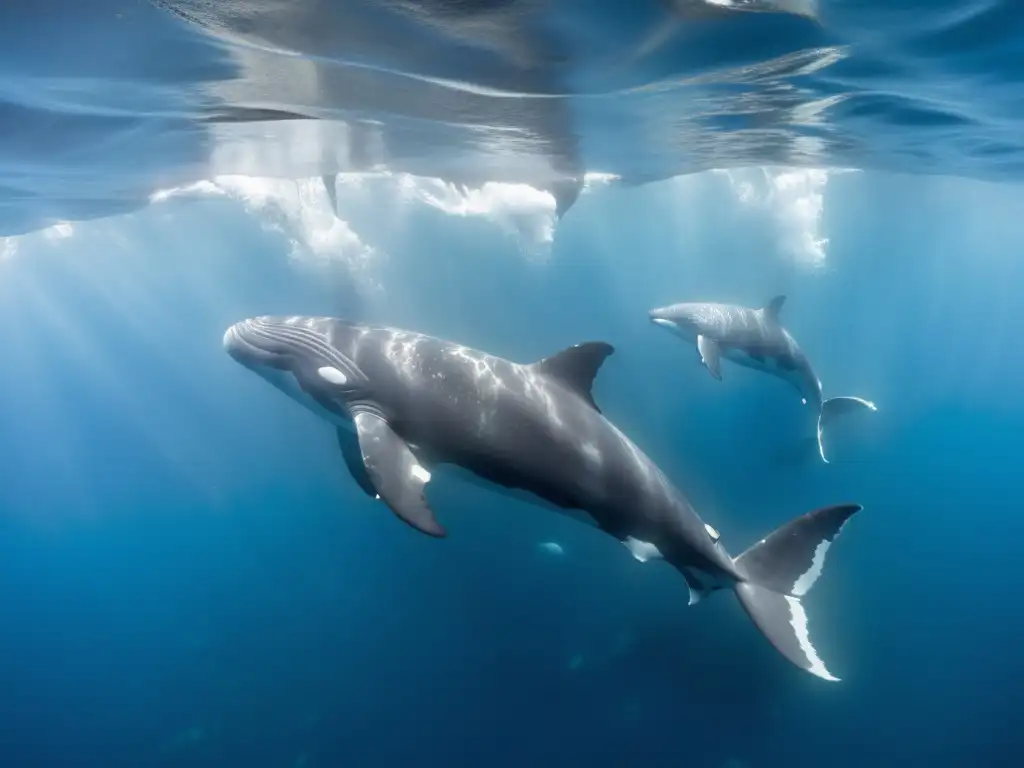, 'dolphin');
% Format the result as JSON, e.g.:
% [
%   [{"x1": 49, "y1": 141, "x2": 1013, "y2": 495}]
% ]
[
  {"x1": 649, "y1": 295, "x2": 877, "y2": 463},
  {"x1": 224, "y1": 315, "x2": 863, "y2": 680}
]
